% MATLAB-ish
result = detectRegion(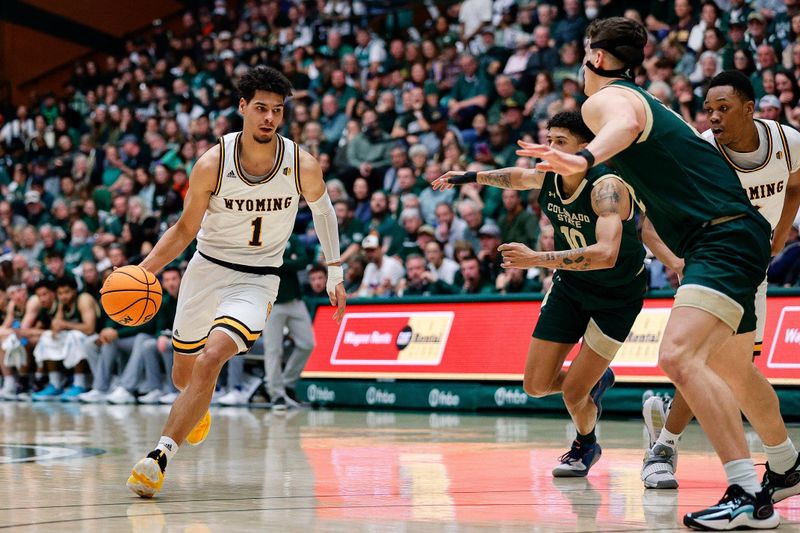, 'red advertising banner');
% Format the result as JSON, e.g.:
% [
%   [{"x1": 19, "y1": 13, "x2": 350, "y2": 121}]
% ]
[{"x1": 303, "y1": 296, "x2": 800, "y2": 384}]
